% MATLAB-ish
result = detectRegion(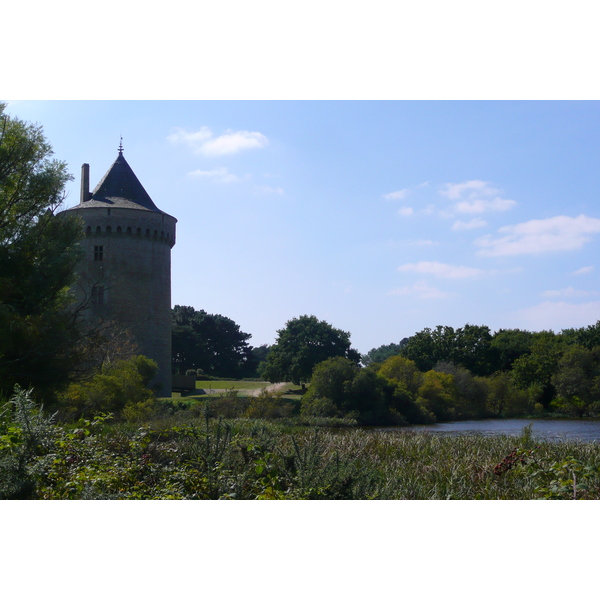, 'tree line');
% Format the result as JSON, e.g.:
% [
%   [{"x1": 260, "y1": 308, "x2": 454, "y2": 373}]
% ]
[
  {"x1": 303, "y1": 321, "x2": 600, "y2": 423},
  {"x1": 176, "y1": 304, "x2": 600, "y2": 422}
]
